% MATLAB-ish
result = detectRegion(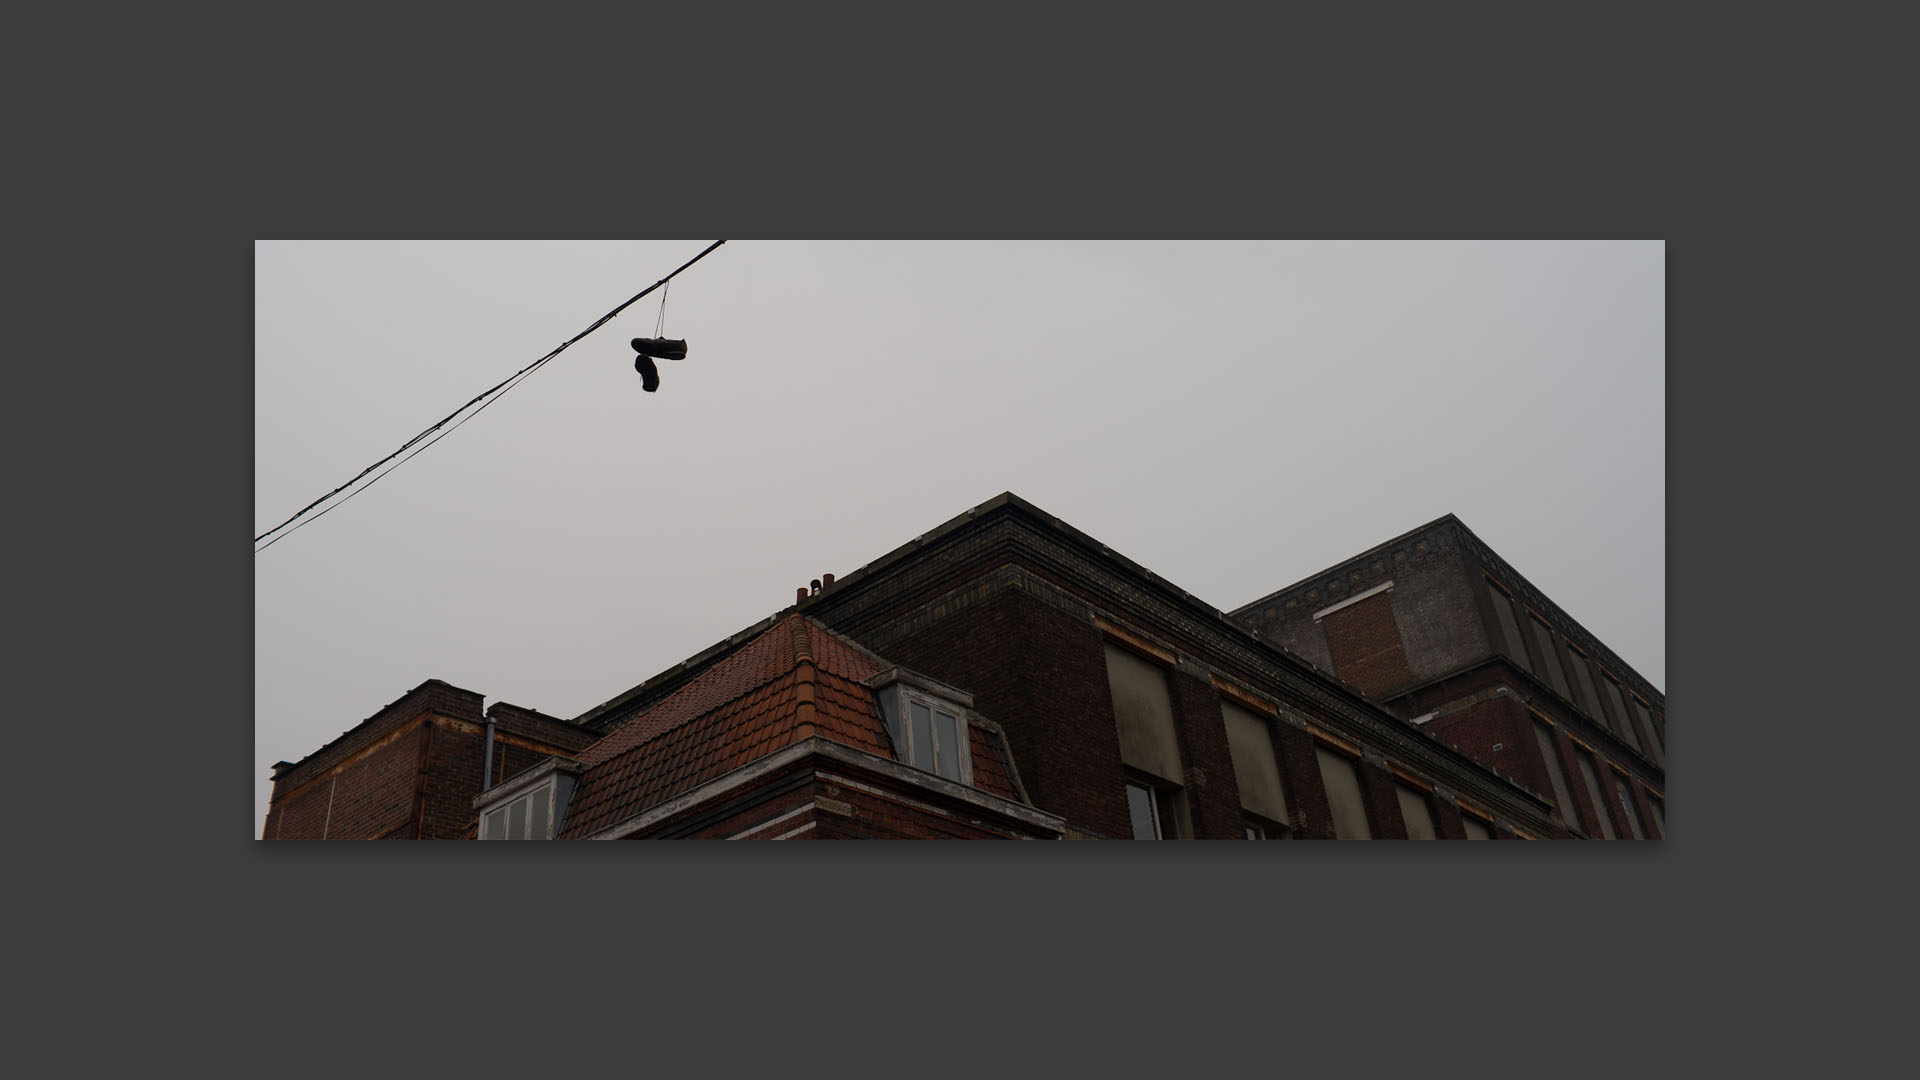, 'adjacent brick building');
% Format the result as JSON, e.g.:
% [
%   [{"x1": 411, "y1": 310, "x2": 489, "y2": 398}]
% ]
[
  {"x1": 261, "y1": 494, "x2": 1664, "y2": 840},
  {"x1": 1231, "y1": 514, "x2": 1666, "y2": 839},
  {"x1": 261, "y1": 680, "x2": 598, "y2": 840}
]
